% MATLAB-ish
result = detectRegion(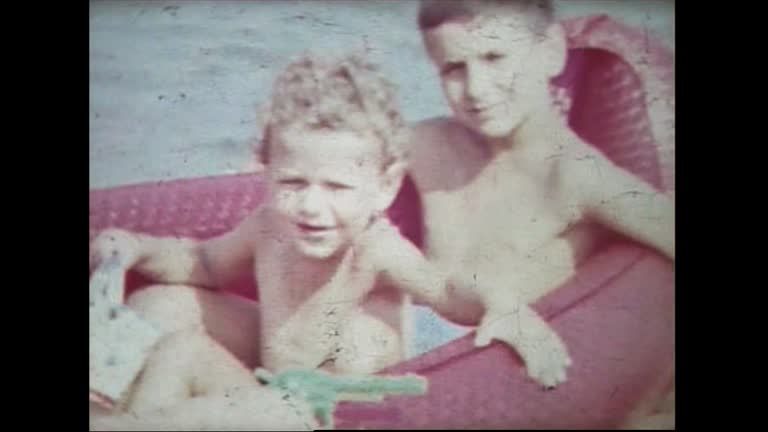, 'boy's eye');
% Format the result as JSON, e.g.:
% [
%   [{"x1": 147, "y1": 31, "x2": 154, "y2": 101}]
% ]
[
  {"x1": 440, "y1": 61, "x2": 464, "y2": 76},
  {"x1": 278, "y1": 178, "x2": 307, "y2": 187},
  {"x1": 483, "y1": 52, "x2": 504, "y2": 62},
  {"x1": 326, "y1": 182, "x2": 354, "y2": 191}
]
